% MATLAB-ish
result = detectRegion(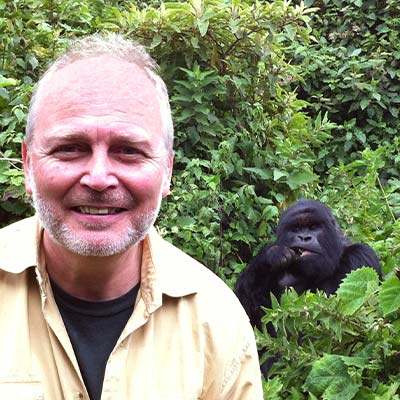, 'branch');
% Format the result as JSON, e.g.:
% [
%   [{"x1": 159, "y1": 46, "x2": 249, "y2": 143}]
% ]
[{"x1": 0, "y1": 156, "x2": 24, "y2": 171}]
